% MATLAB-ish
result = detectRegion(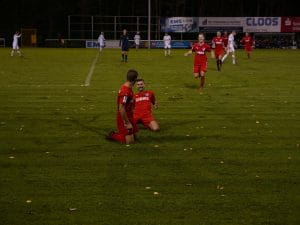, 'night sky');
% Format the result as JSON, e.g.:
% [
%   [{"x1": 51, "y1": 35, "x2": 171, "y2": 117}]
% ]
[{"x1": 0, "y1": 0, "x2": 298, "y2": 39}]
